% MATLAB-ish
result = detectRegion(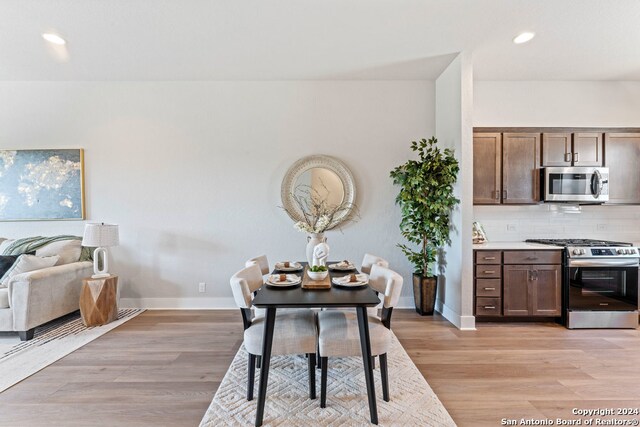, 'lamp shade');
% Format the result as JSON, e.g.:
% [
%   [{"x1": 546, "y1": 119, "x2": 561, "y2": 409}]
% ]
[{"x1": 82, "y1": 223, "x2": 119, "y2": 247}]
